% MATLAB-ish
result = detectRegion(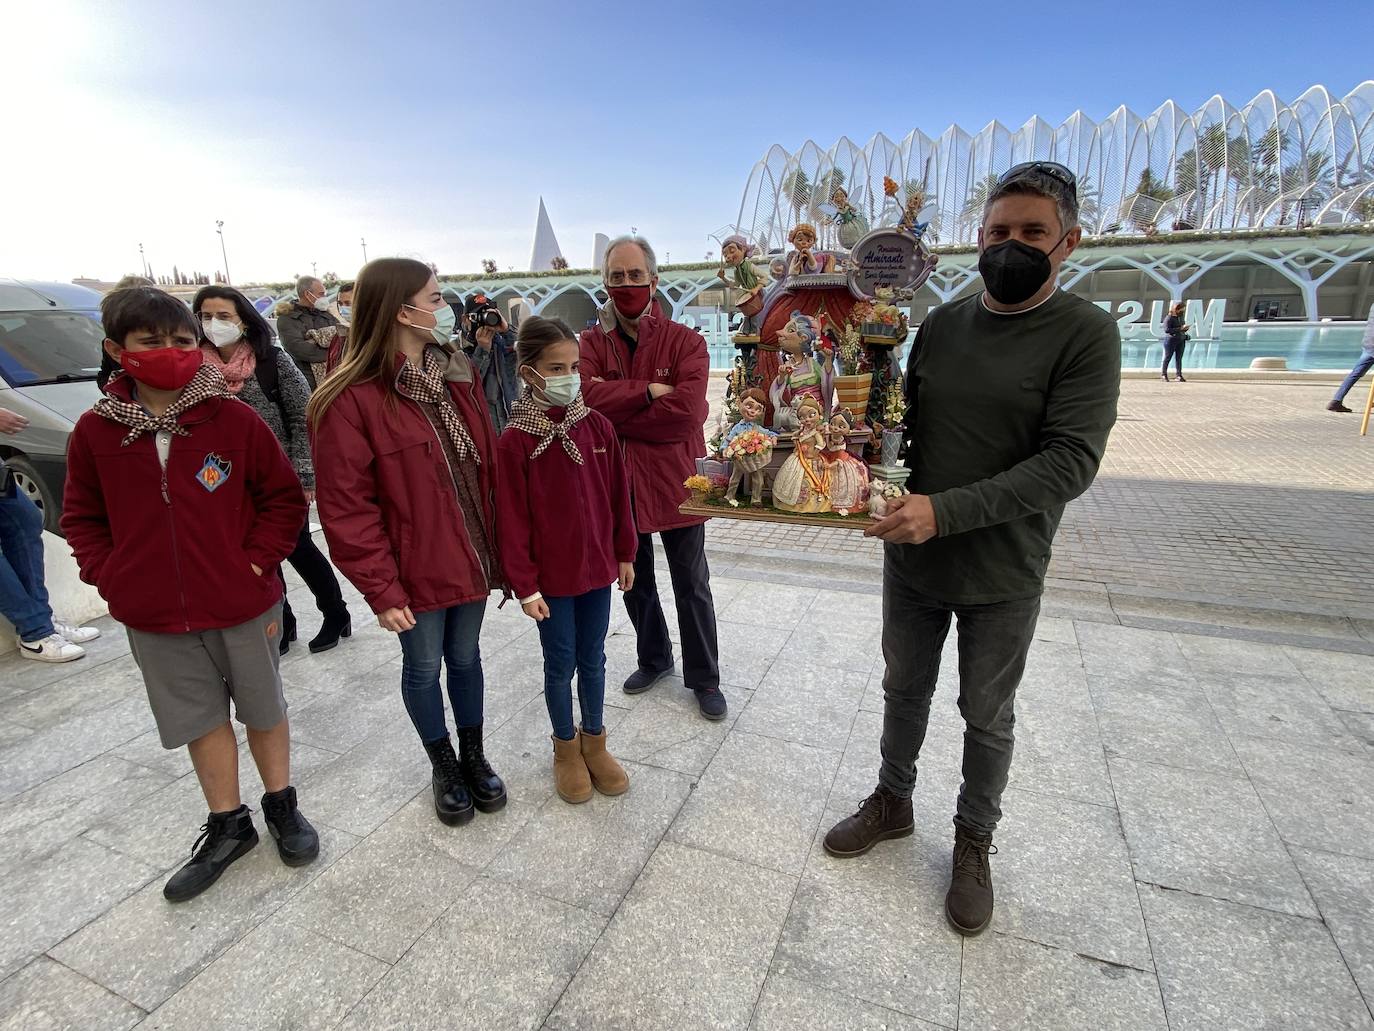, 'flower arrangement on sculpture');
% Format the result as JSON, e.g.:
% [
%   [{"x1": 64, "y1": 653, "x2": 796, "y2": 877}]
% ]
[
  {"x1": 684, "y1": 474, "x2": 715, "y2": 501},
  {"x1": 867, "y1": 477, "x2": 909, "y2": 518}
]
